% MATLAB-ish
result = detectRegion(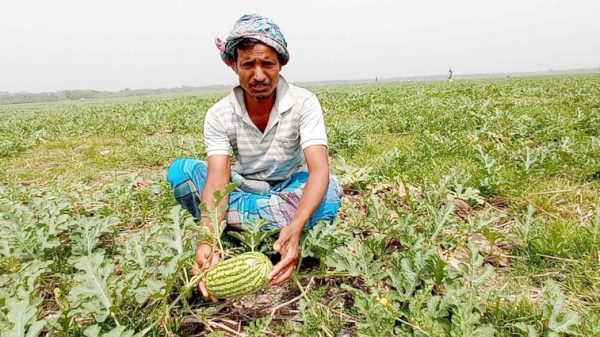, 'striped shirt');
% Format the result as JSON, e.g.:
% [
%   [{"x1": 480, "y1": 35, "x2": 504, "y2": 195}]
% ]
[{"x1": 204, "y1": 76, "x2": 328, "y2": 181}]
